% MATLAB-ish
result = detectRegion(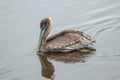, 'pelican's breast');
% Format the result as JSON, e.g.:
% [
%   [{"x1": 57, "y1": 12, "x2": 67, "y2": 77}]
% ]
[{"x1": 44, "y1": 30, "x2": 95, "y2": 52}]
